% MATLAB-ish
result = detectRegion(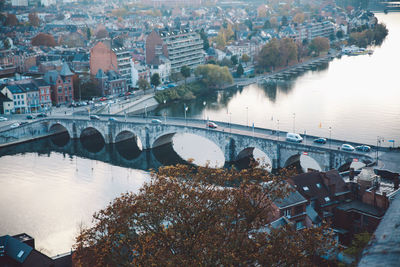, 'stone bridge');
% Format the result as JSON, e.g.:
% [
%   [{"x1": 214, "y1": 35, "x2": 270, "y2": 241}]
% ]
[{"x1": 38, "y1": 117, "x2": 373, "y2": 171}]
